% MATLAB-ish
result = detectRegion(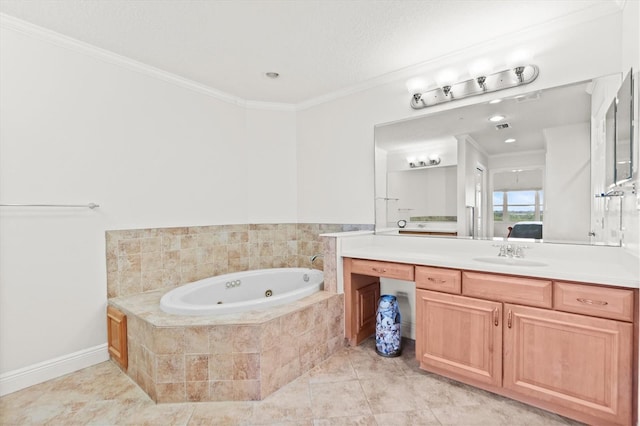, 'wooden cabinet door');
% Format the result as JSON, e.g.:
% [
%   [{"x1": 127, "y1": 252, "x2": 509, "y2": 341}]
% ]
[
  {"x1": 416, "y1": 290, "x2": 502, "y2": 387},
  {"x1": 355, "y1": 280, "x2": 380, "y2": 344},
  {"x1": 107, "y1": 306, "x2": 128, "y2": 369},
  {"x1": 503, "y1": 304, "x2": 633, "y2": 426}
]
